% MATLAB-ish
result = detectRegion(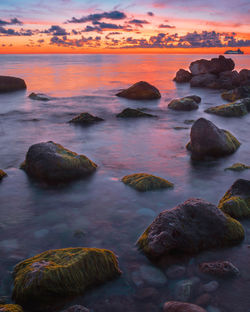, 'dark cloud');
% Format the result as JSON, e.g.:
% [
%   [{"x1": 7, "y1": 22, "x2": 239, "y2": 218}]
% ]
[
  {"x1": 178, "y1": 31, "x2": 223, "y2": 47},
  {"x1": 147, "y1": 12, "x2": 154, "y2": 16},
  {"x1": 50, "y1": 35, "x2": 102, "y2": 48},
  {"x1": 159, "y1": 24, "x2": 176, "y2": 28},
  {"x1": 67, "y1": 11, "x2": 126, "y2": 23},
  {"x1": 0, "y1": 18, "x2": 23, "y2": 26},
  {"x1": 43, "y1": 25, "x2": 69, "y2": 36},
  {"x1": 0, "y1": 26, "x2": 34, "y2": 36},
  {"x1": 128, "y1": 19, "x2": 150, "y2": 27}
]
